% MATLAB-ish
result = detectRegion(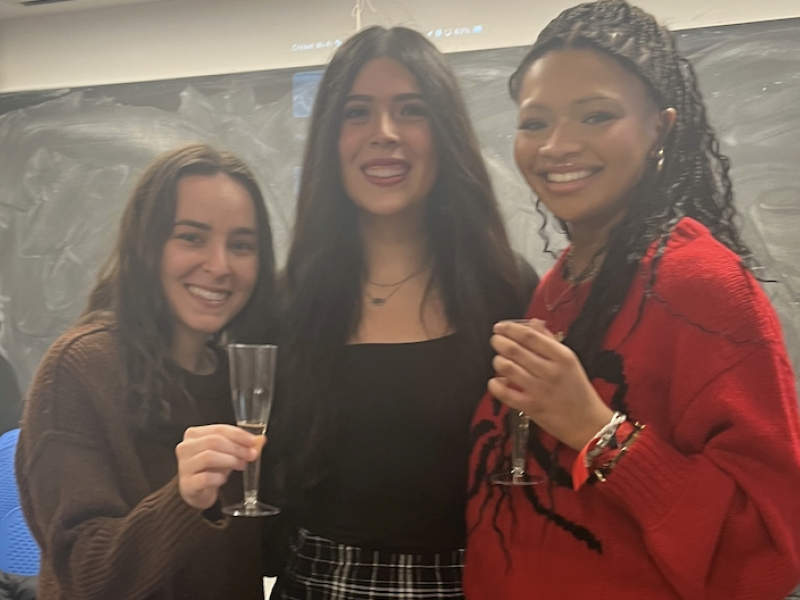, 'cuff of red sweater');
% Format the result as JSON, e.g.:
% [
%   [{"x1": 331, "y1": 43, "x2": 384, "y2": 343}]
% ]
[{"x1": 594, "y1": 428, "x2": 693, "y2": 524}]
